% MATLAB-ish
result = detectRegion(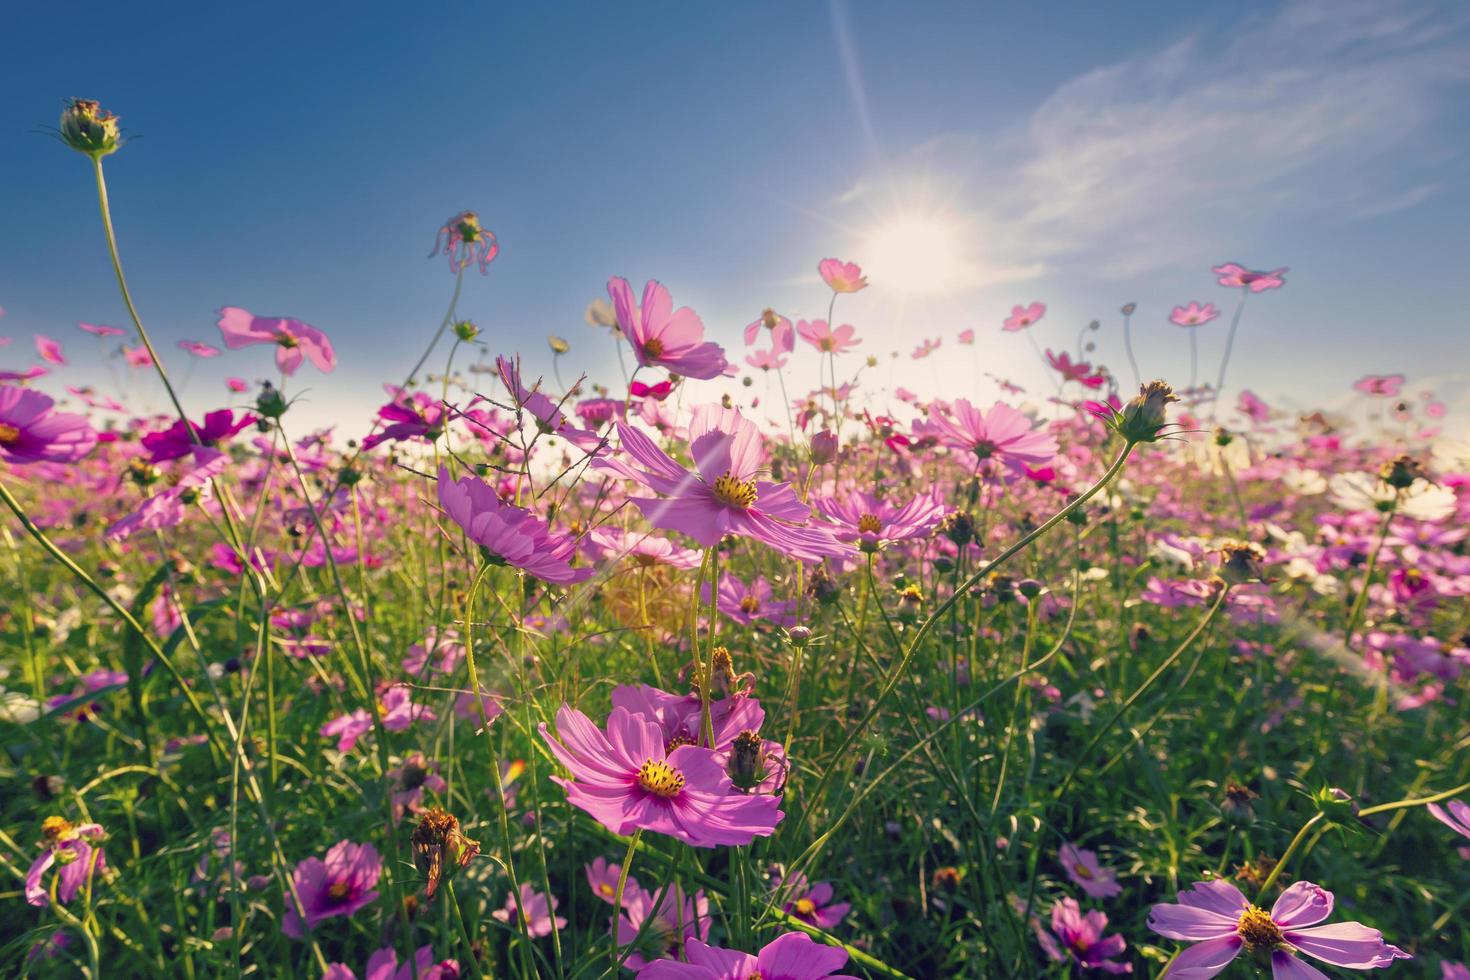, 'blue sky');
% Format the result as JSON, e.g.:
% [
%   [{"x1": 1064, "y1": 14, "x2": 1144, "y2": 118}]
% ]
[{"x1": 3, "y1": 0, "x2": 1468, "y2": 434}]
